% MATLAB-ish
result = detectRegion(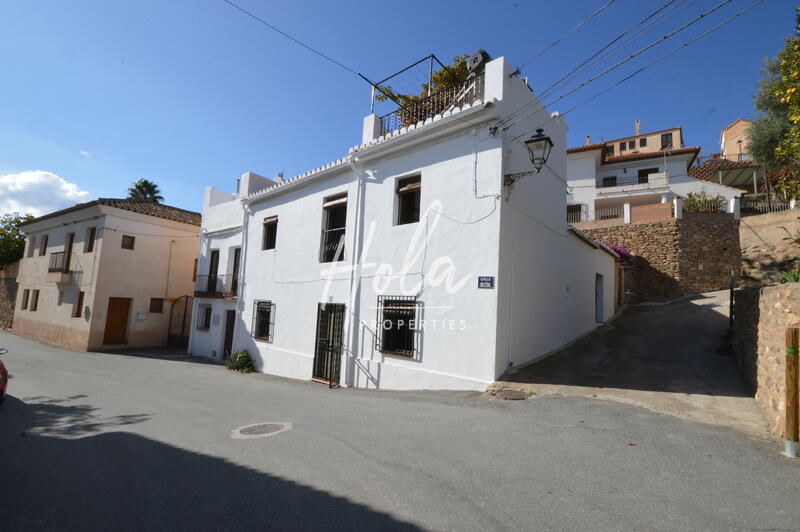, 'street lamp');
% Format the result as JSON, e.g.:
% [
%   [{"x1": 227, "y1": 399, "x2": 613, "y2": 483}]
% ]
[{"x1": 504, "y1": 128, "x2": 554, "y2": 186}]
